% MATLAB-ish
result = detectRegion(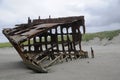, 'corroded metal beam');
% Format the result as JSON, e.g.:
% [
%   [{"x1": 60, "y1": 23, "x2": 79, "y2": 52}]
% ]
[{"x1": 3, "y1": 16, "x2": 88, "y2": 73}]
